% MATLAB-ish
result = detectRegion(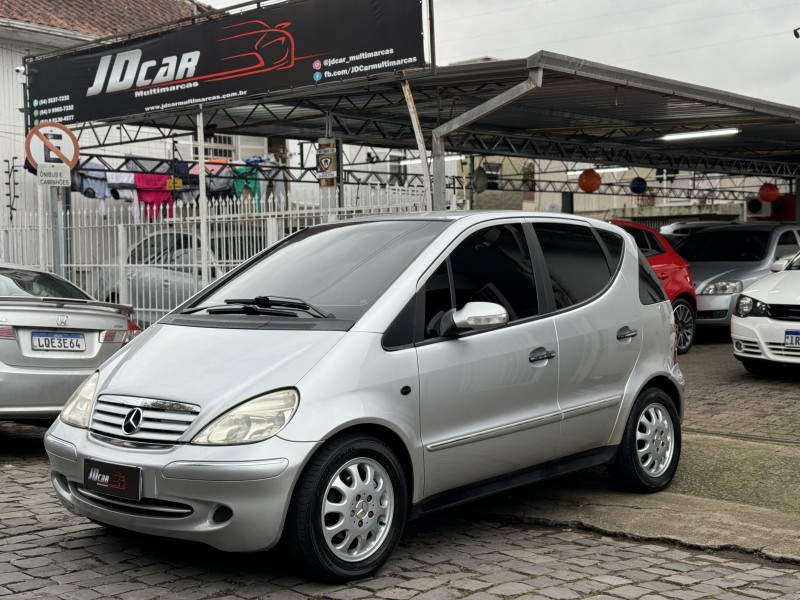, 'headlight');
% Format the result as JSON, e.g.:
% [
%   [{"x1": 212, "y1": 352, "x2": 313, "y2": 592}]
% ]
[
  {"x1": 701, "y1": 281, "x2": 743, "y2": 295},
  {"x1": 60, "y1": 372, "x2": 99, "y2": 428},
  {"x1": 192, "y1": 389, "x2": 299, "y2": 445},
  {"x1": 735, "y1": 295, "x2": 768, "y2": 318}
]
